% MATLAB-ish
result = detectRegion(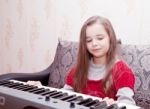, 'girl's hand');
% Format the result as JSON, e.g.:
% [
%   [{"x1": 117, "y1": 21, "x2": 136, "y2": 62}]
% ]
[
  {"x1": 26, "y1": 80, "x2": 42, "y2": 86},
  {"x1": 103, "y1": 97, "x2": 116, "y2": 105}
]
